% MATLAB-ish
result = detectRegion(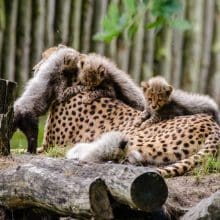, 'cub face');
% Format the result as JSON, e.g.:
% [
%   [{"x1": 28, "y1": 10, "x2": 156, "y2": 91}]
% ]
[
  {"x1": 77, "y1": 54, "x2": 108, "y2": 87},
  {"x1": 141, "y1": 79, "x2": 173, "y2": 111}
]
